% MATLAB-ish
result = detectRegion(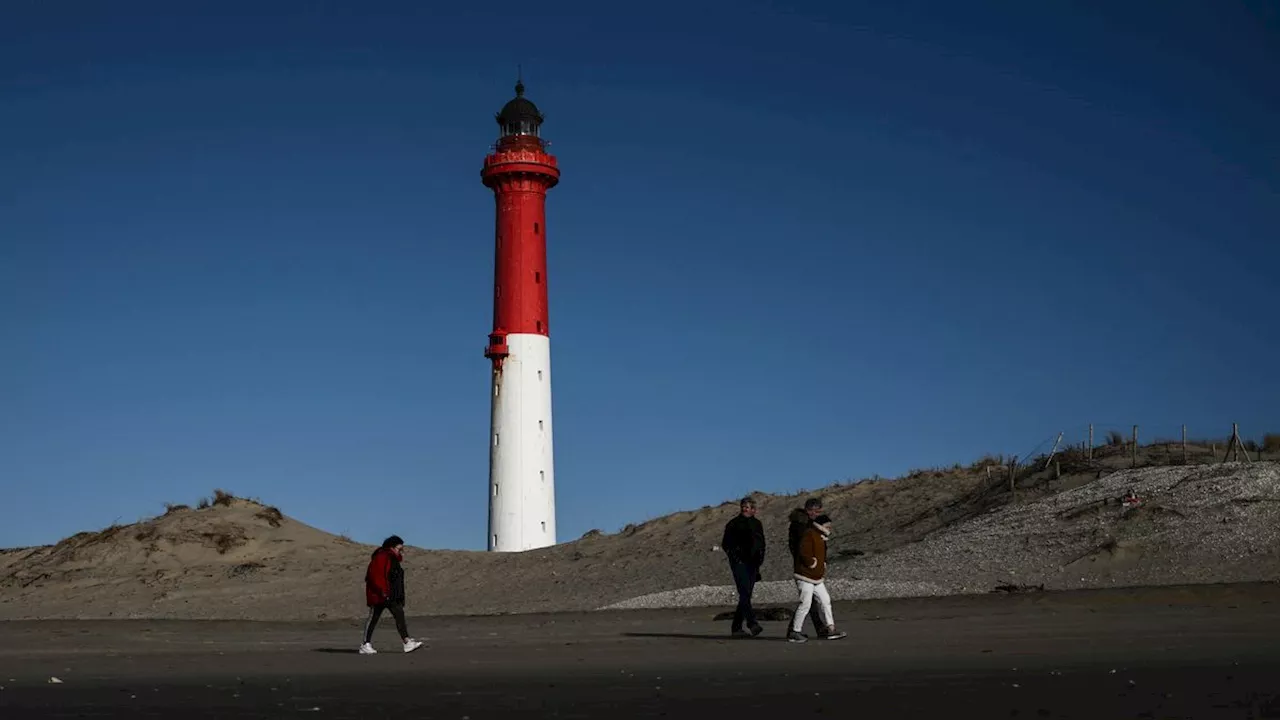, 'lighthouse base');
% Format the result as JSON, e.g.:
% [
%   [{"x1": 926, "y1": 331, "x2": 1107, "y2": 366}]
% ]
[{"x1": 487, "y1": 333, "x2": 556, "y2": 552}]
